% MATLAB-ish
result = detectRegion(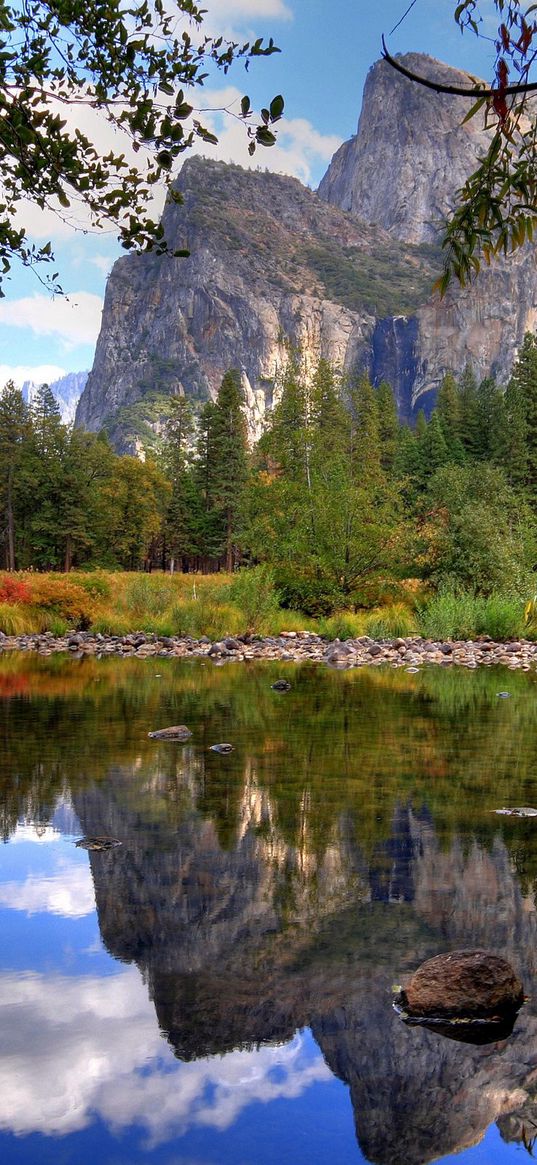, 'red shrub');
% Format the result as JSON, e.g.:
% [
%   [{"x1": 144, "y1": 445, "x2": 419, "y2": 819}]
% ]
[{"x1": 0, "y1": 576, "x2": 31, "y2": 604}]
